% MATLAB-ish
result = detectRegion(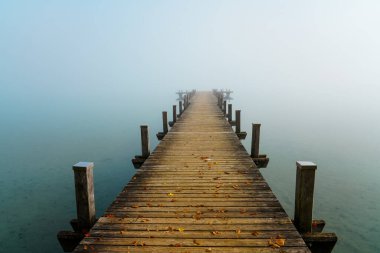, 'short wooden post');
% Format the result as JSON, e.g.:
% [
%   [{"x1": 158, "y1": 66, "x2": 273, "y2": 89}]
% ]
[
  {"x1": 223, "y1": 100, "x2": 227, "y2": 115},
  {"x1": 172, "y1": 105, "x2": 177, "y2": 123},
  {"x1": 228, "y1": 104, "x2": 232, "y2": 122},
  {"x1": 72, "y1": 162, "x2": 96, "y2": 230},
  {"x1": 140, "y1": 125, "x2": 150, "y2": 158},
  {"x1": 162, "y1": 111, "x2": 168, "y2": 134},
  {"x1": 251, "y1": 124, "x2": 261, "y2": 158},
  {"x1": 235, "y1": 110, "x2": 241, "y2": 133},
  {"x1": 294, "y1": 161, "x2": 317, "y2": 234},
  {"x1": 179, "y1": 101, "x2": 183, "y2": 115}
]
